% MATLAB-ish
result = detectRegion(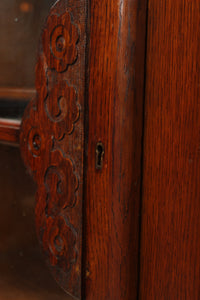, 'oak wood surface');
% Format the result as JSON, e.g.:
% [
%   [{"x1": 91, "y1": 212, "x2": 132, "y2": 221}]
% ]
[
  {"x1": 84, "y1": 0, "x2": 147, "y2": 299},
  {"x1": 139, "y1": 1, "x2": 200, "y2": 299}
]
